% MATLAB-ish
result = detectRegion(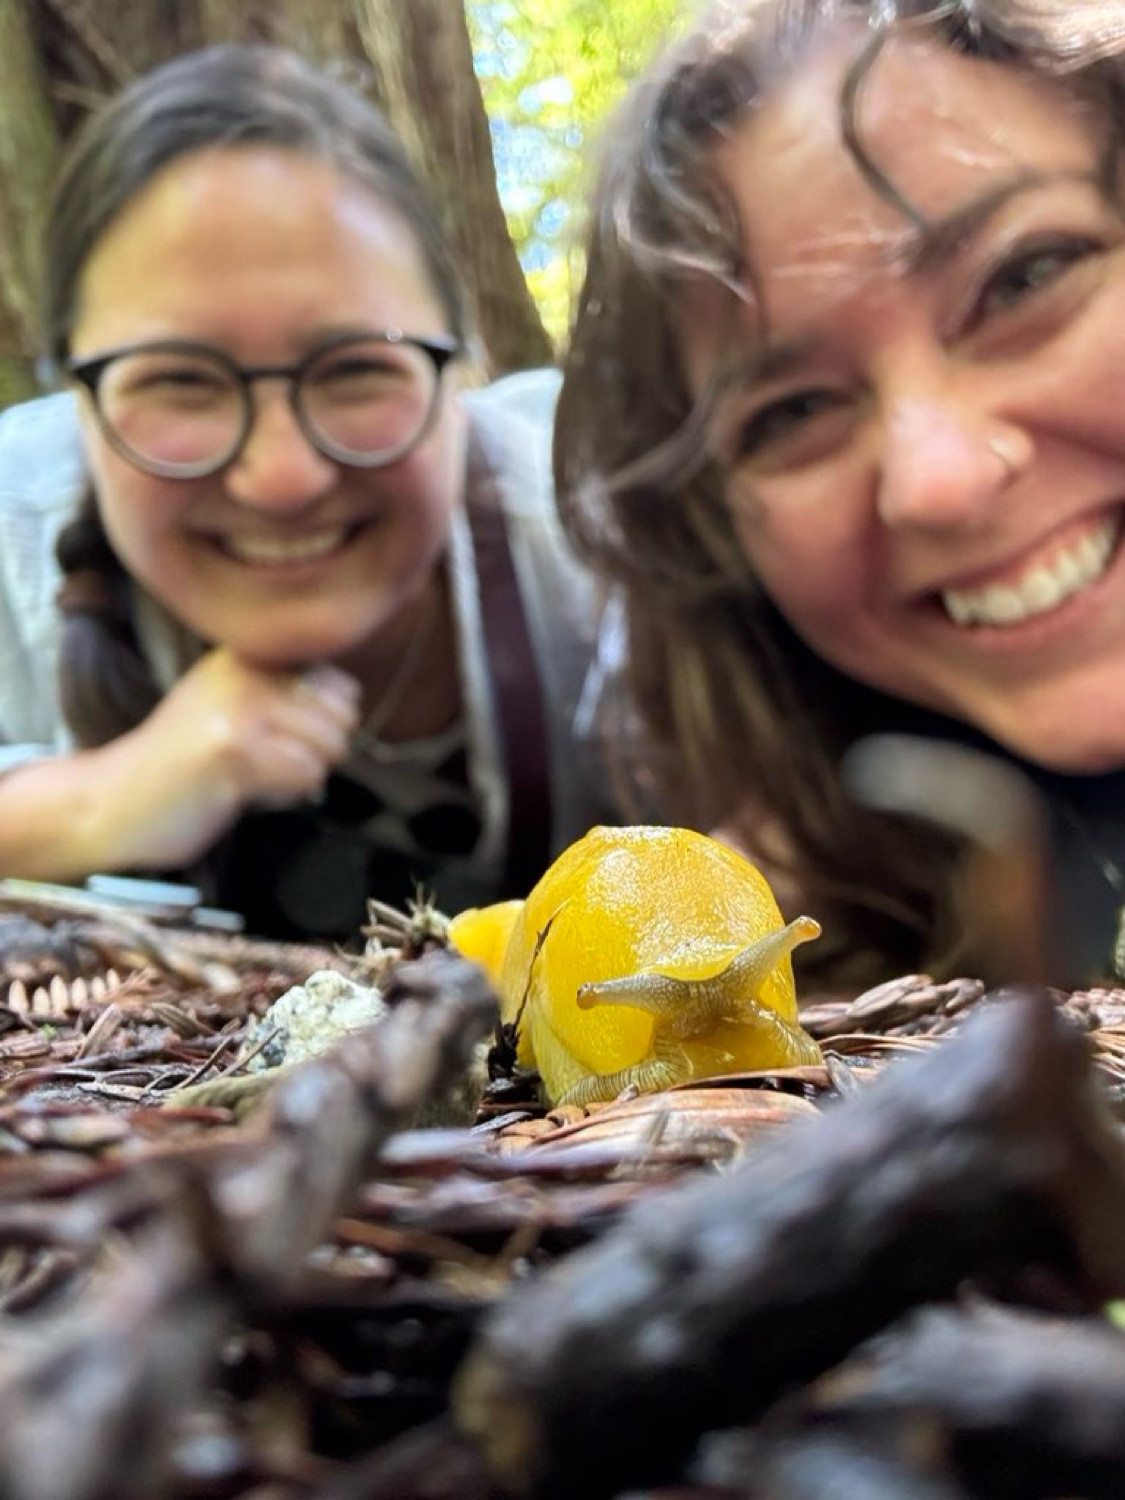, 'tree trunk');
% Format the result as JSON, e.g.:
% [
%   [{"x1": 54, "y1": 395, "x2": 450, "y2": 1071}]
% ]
[
  {"x1": 0, "y1": 0, "x2": 62, "y2": 404},
  {"x1": 356, "y1": 0, "x2": 554, "y2": 376},
  {"x1": 198, "y1": 0, "x2": 366, "y2": 66}
]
